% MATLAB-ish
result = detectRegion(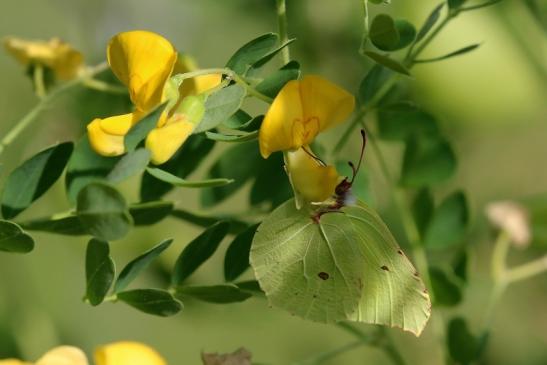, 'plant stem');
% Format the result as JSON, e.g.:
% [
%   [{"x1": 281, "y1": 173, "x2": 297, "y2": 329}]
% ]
[
  {"x1": 359, "y1": 0, "x2": 370, "y2": 55},
  {"x1": 406, "y1": 14, "x2": 452, "y2": 66},
  {"x1": 33, "y1": 64, "x2": 46, "y2": 99},
  {"x1": 82, "y1": 78, "x2": 127, "y2": 94},
  {"x1": 0, "y1": 62, "x2": 109, "y2": 157},
  {"x1": 505, "y1": 254, "x2": 547, "y2": 284},
  {"x1": 276, "y1": 0, "x2": 291, "y2": 64}
]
